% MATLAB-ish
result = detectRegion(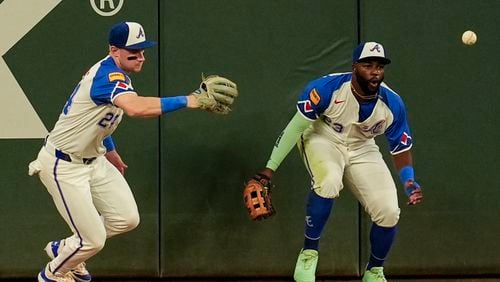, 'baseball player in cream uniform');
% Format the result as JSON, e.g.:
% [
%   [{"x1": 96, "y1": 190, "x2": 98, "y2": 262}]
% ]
[
  {"x1": 256, "y1": 42, "x2": 423, "y2": 282},
  {"x1": 29, "y1": 22, "x2": 234, "y2": 282}
]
